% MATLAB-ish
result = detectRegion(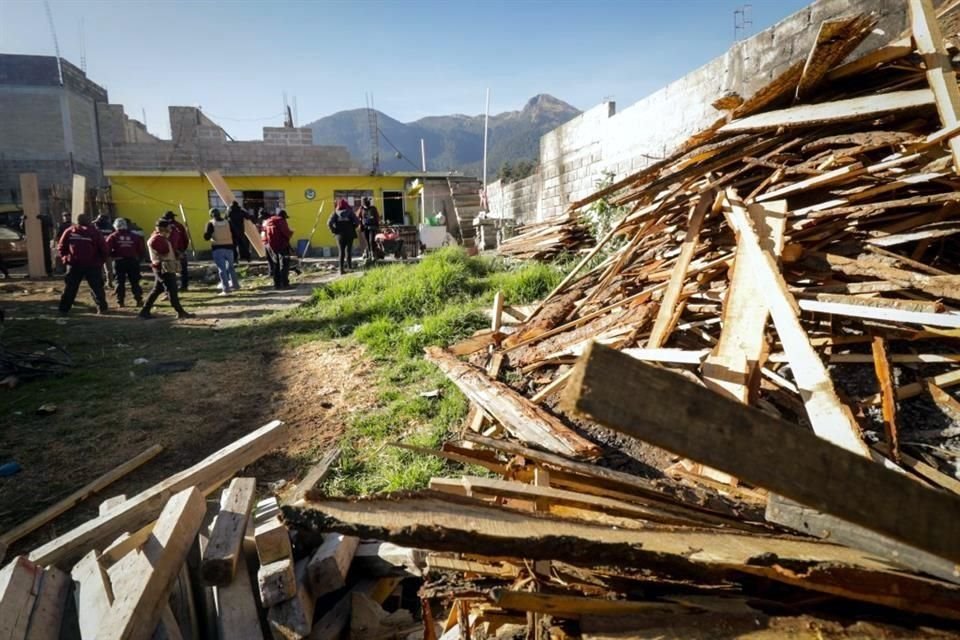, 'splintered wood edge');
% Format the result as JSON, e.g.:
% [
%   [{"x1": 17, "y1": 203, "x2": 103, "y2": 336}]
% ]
[{"x1": 560, "y1": 342, "x2": 603, "y2": 421}]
